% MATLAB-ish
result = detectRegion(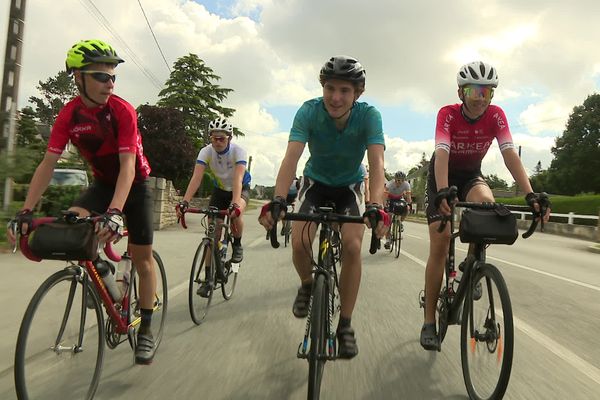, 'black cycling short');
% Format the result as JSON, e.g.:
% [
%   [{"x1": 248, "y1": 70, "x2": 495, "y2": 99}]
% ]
[
  {"x1": 296, "y1": 177, "x2": 365, "y2": 216},
  {"x1": 72, "y1": 180, "x2": 154, "y2": 245},
  {"x1": 209, "y1": 185, "x2": 250, "y2": 214},
  {"x1": 425, "y1": 155, "x2": 488, "y2": 224}
]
